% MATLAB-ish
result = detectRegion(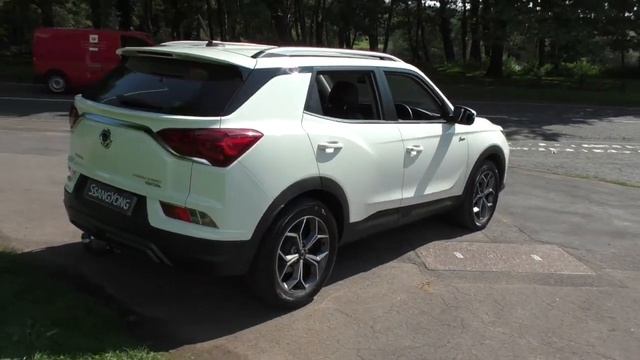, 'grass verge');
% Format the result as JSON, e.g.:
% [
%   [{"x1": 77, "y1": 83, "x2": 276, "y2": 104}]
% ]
[{"x1": 0, "y1": 248, "x2": 161, "y2": 360}]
